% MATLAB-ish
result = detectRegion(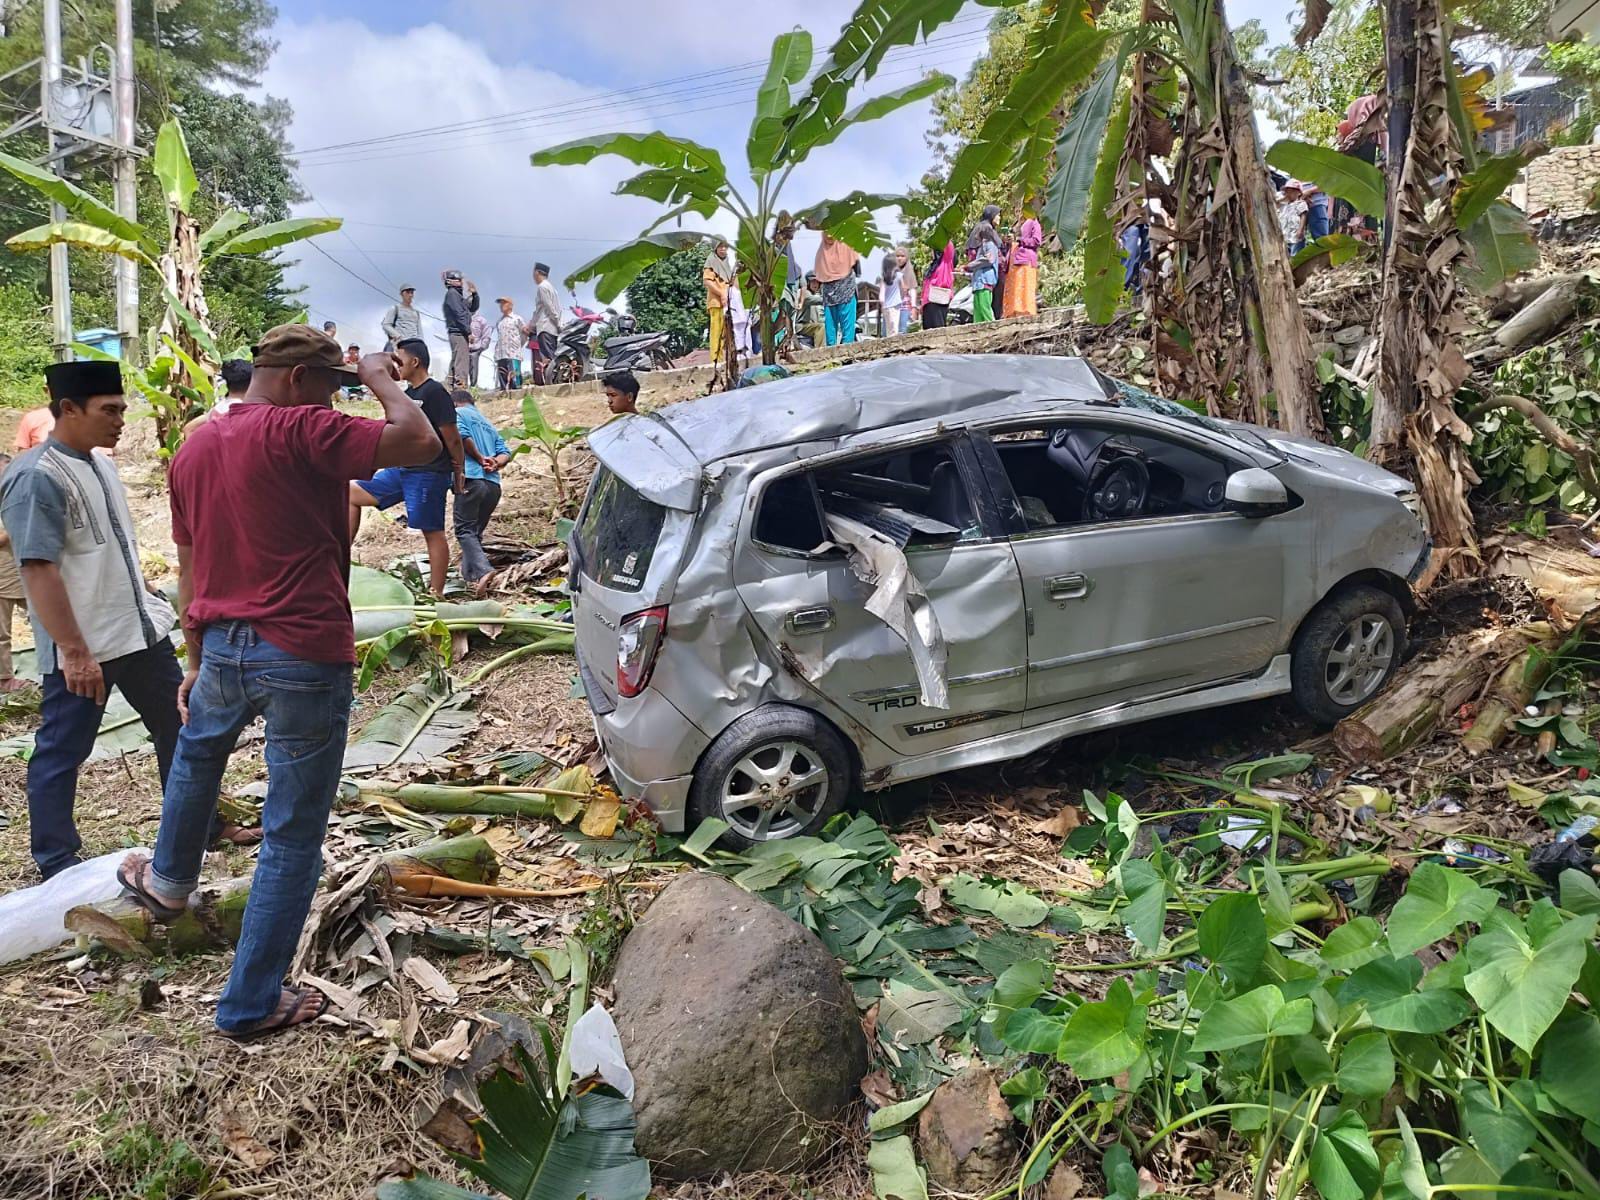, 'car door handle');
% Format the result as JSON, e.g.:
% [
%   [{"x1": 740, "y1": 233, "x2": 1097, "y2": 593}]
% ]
[
  {"x1": 1046, "y1": 573, "x2": 1093, "y2": 600},
  {"x1": 785, "y1": 605, "x2": 835, "y2": 634}
]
